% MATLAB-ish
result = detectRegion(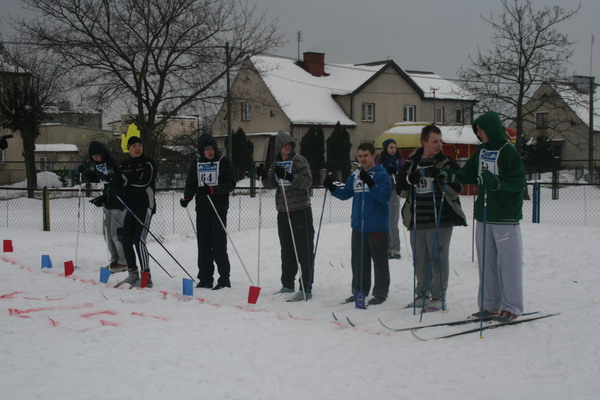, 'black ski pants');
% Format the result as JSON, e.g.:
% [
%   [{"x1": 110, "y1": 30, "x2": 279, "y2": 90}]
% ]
[
  {"x1": 122, "y1": 207, "x2": 152, "y2": 274},
  {"x1": 350, "y1": 230, "x2": 390, "y2": 299},
  {"x1": 196, "y1": 211, "x2": 230, "y2": 286},
  {"x1": 277, "y1": 207, "x2": 315, "y2": 293}
]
